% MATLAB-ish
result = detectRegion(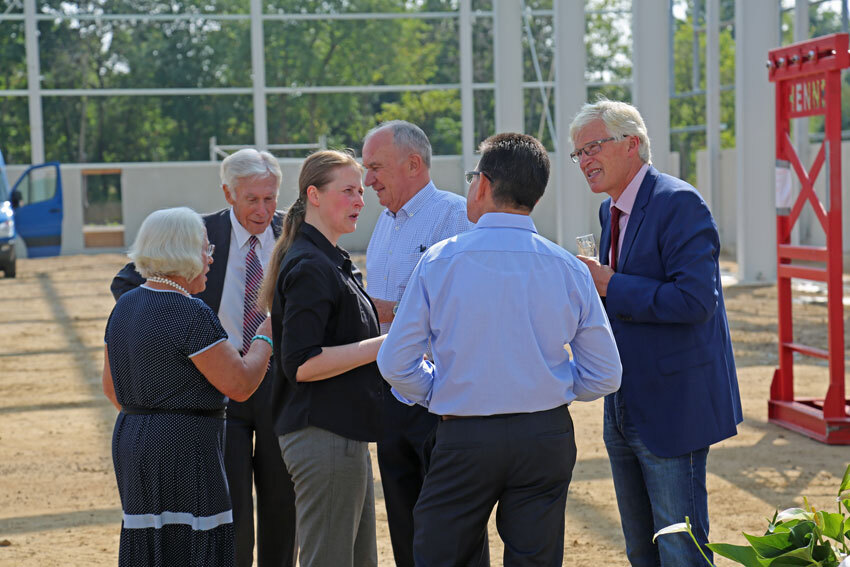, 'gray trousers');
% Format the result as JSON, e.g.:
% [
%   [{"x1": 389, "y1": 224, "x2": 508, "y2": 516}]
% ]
[{"x1": 279, "y1": 426, "x2": 377, "y2": 567}]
